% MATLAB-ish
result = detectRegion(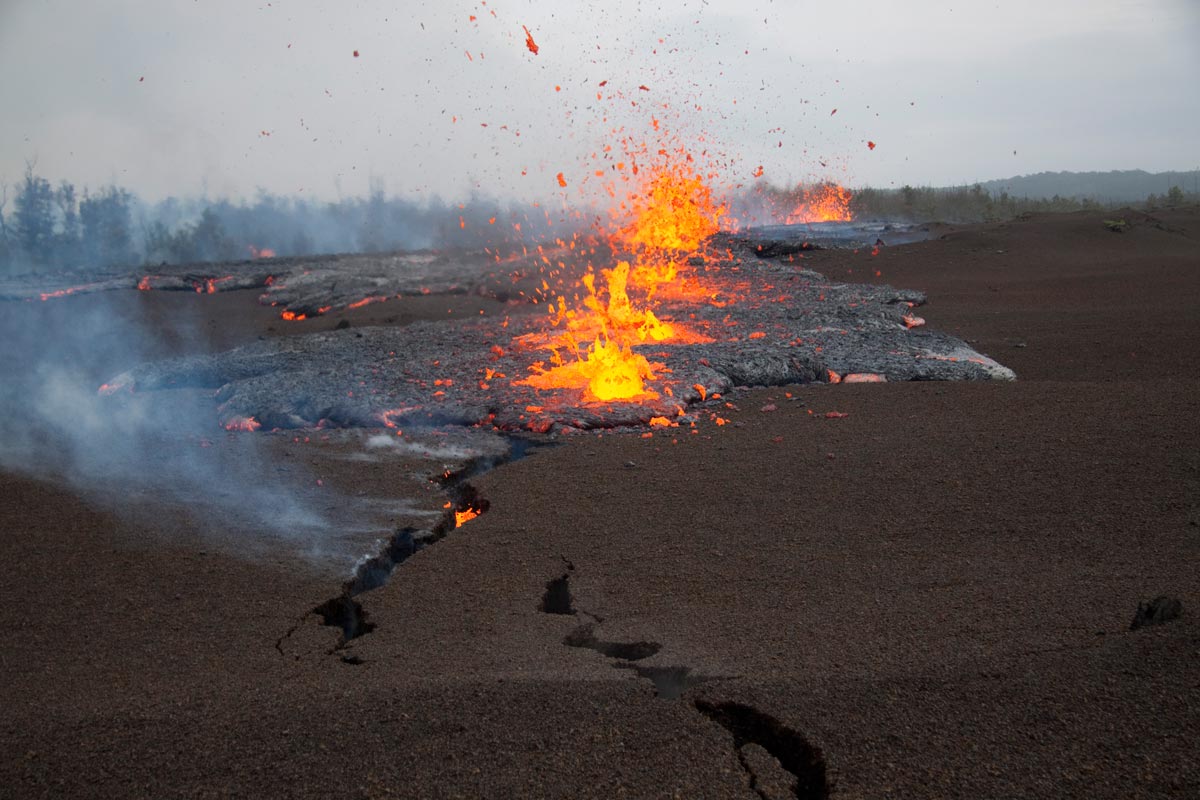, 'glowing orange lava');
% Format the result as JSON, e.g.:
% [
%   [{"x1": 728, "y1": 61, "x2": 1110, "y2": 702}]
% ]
[
  {"x1": 516, "y1": 156, "x2": 723, "y2": 402},
  {"x1": 520, "y1": 335, "x2": 662, "y2": 403},
  {"x1": 786, "y1": 183, "x2": 852, "y2": 224},
  {"x1": 348, "y1": 296, "x2": 388, "y2": 310},
  {"x1": 619, "y1": 161, "x2": 725, "y2": 255},
  {"x1": 455, "y1": 507, "x2": 481, "y2": 526},
  {"x1": 536, "y1": 260, "x2": 711, "y2": 347},
  {"x1": 522, "y1": 25, "x2": 539, "y2": 55},
  {"x1": 39, "y1": 284, "x2": 99, "y2": 301}
]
